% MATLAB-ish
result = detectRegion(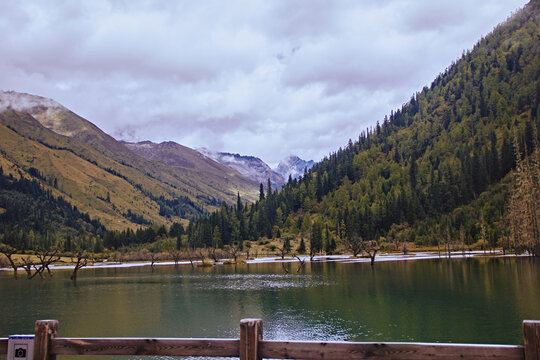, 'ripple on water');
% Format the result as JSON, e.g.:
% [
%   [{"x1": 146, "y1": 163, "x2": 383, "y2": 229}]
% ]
[{"x1": 177, "y1": 273, "x2": 335, "y2": 291}]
